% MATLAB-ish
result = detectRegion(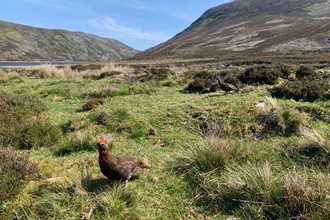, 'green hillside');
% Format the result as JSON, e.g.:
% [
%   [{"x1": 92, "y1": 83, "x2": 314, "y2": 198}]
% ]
[{"x1": 0, "y1": 20, "x2": 139, "y2": 61}]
